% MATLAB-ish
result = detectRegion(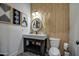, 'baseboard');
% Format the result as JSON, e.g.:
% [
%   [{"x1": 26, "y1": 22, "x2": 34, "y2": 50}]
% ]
[
  {"x1": 9, "y1": 50, "x2": 23, "y2": 56},
  {"x1": 0, "y1": 52, "x2": 8, "y2": 56},
  {"x1": 9, "y1": 51, "x2": 18, "y2": 56}
]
